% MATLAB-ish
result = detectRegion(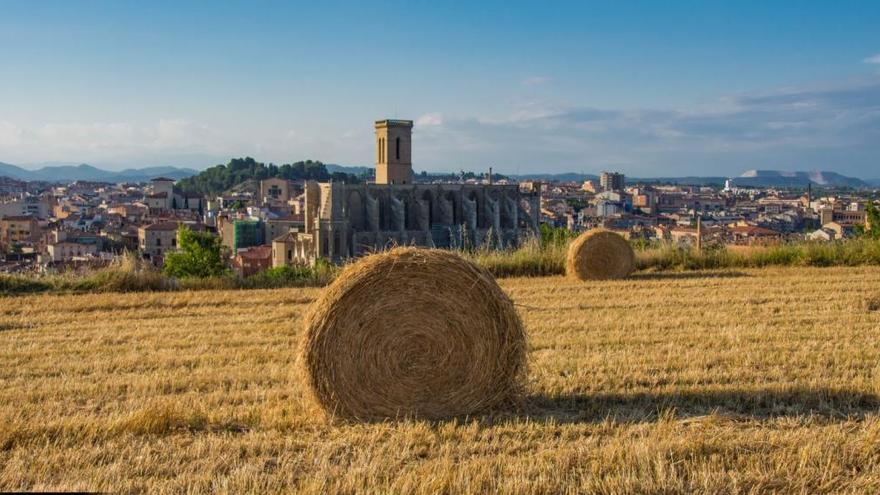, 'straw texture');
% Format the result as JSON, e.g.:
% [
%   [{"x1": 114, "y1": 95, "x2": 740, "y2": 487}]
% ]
[
  {"x1": 566, "y1": 229, "x2": 635, "y2": 280},
  {"x1": 298, "y1": 247, "x2": 527, "y2": 421}
]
